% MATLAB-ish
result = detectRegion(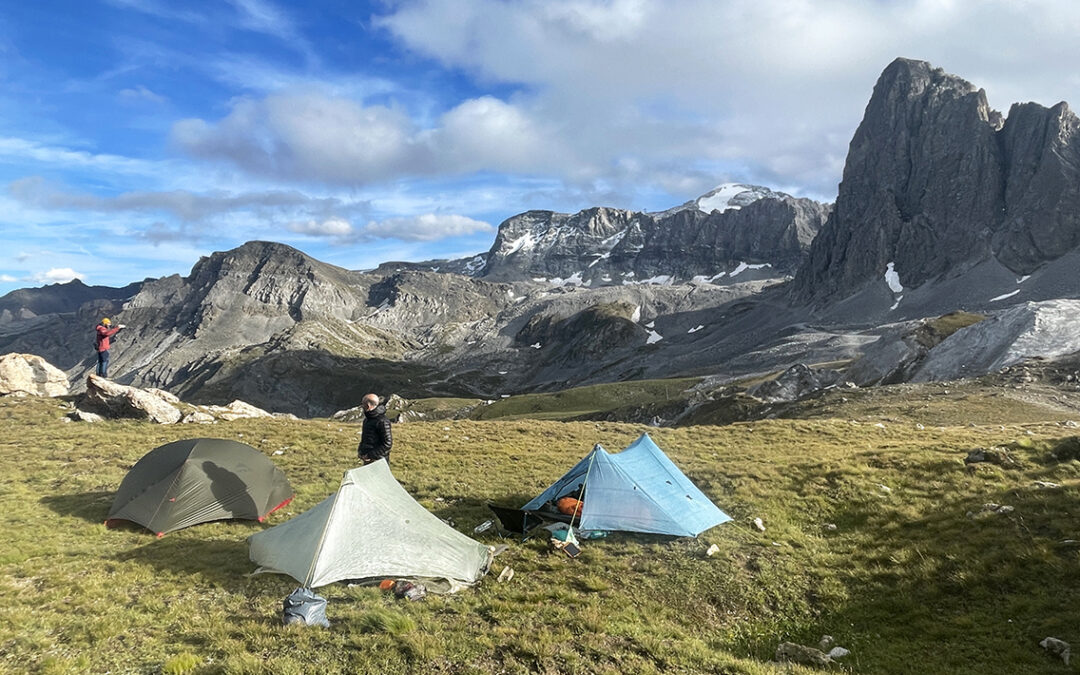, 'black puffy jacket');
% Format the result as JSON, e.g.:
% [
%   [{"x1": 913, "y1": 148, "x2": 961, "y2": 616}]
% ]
[{"x1": 357, "y1": 404, "x2": 393, "y2": 461}]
